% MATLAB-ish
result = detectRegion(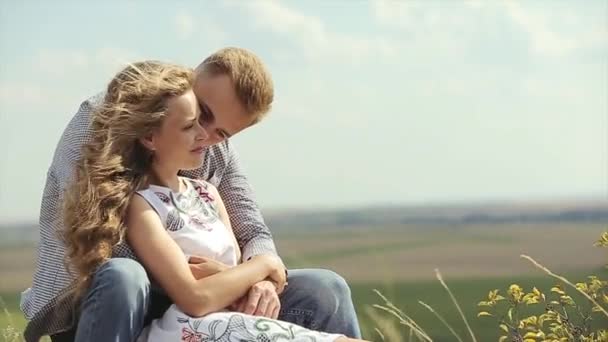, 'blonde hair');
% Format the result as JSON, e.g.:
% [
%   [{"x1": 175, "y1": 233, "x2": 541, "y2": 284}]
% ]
[
  {"x1": 197, "y1": 47, "x2": 274, "y2": 122},
  {"x1": 63, "y1": 61, "x2": 193, "y2": 299}
]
